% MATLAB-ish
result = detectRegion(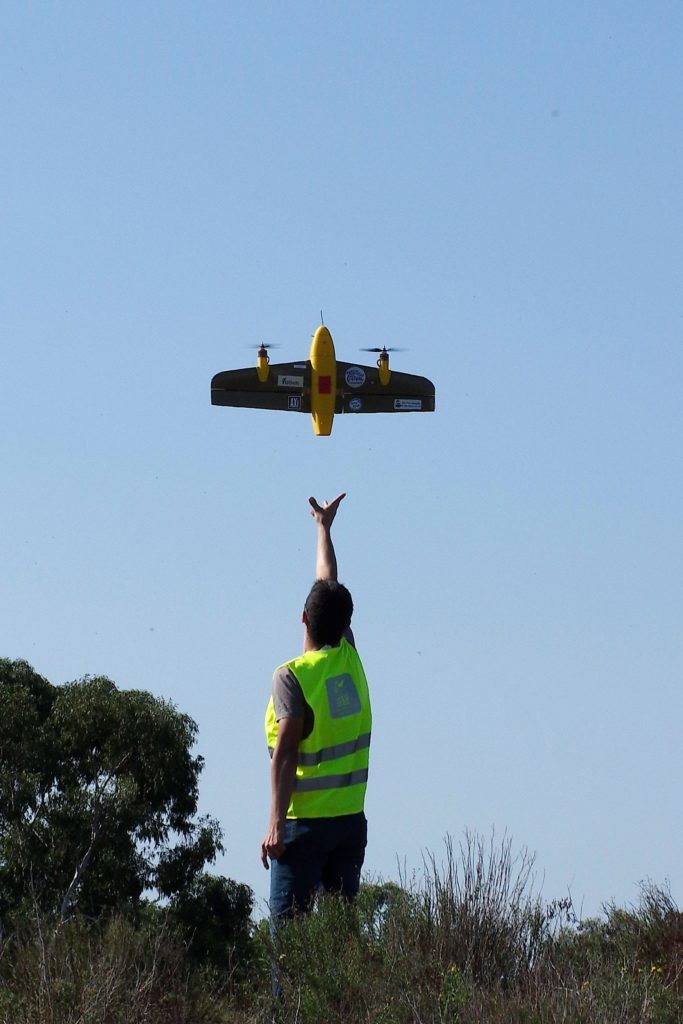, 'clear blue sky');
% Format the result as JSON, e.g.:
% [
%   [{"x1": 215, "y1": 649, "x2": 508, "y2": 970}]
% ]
[{"x1": 2, "y1": 2, "x2": 681, "y2": 918}]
